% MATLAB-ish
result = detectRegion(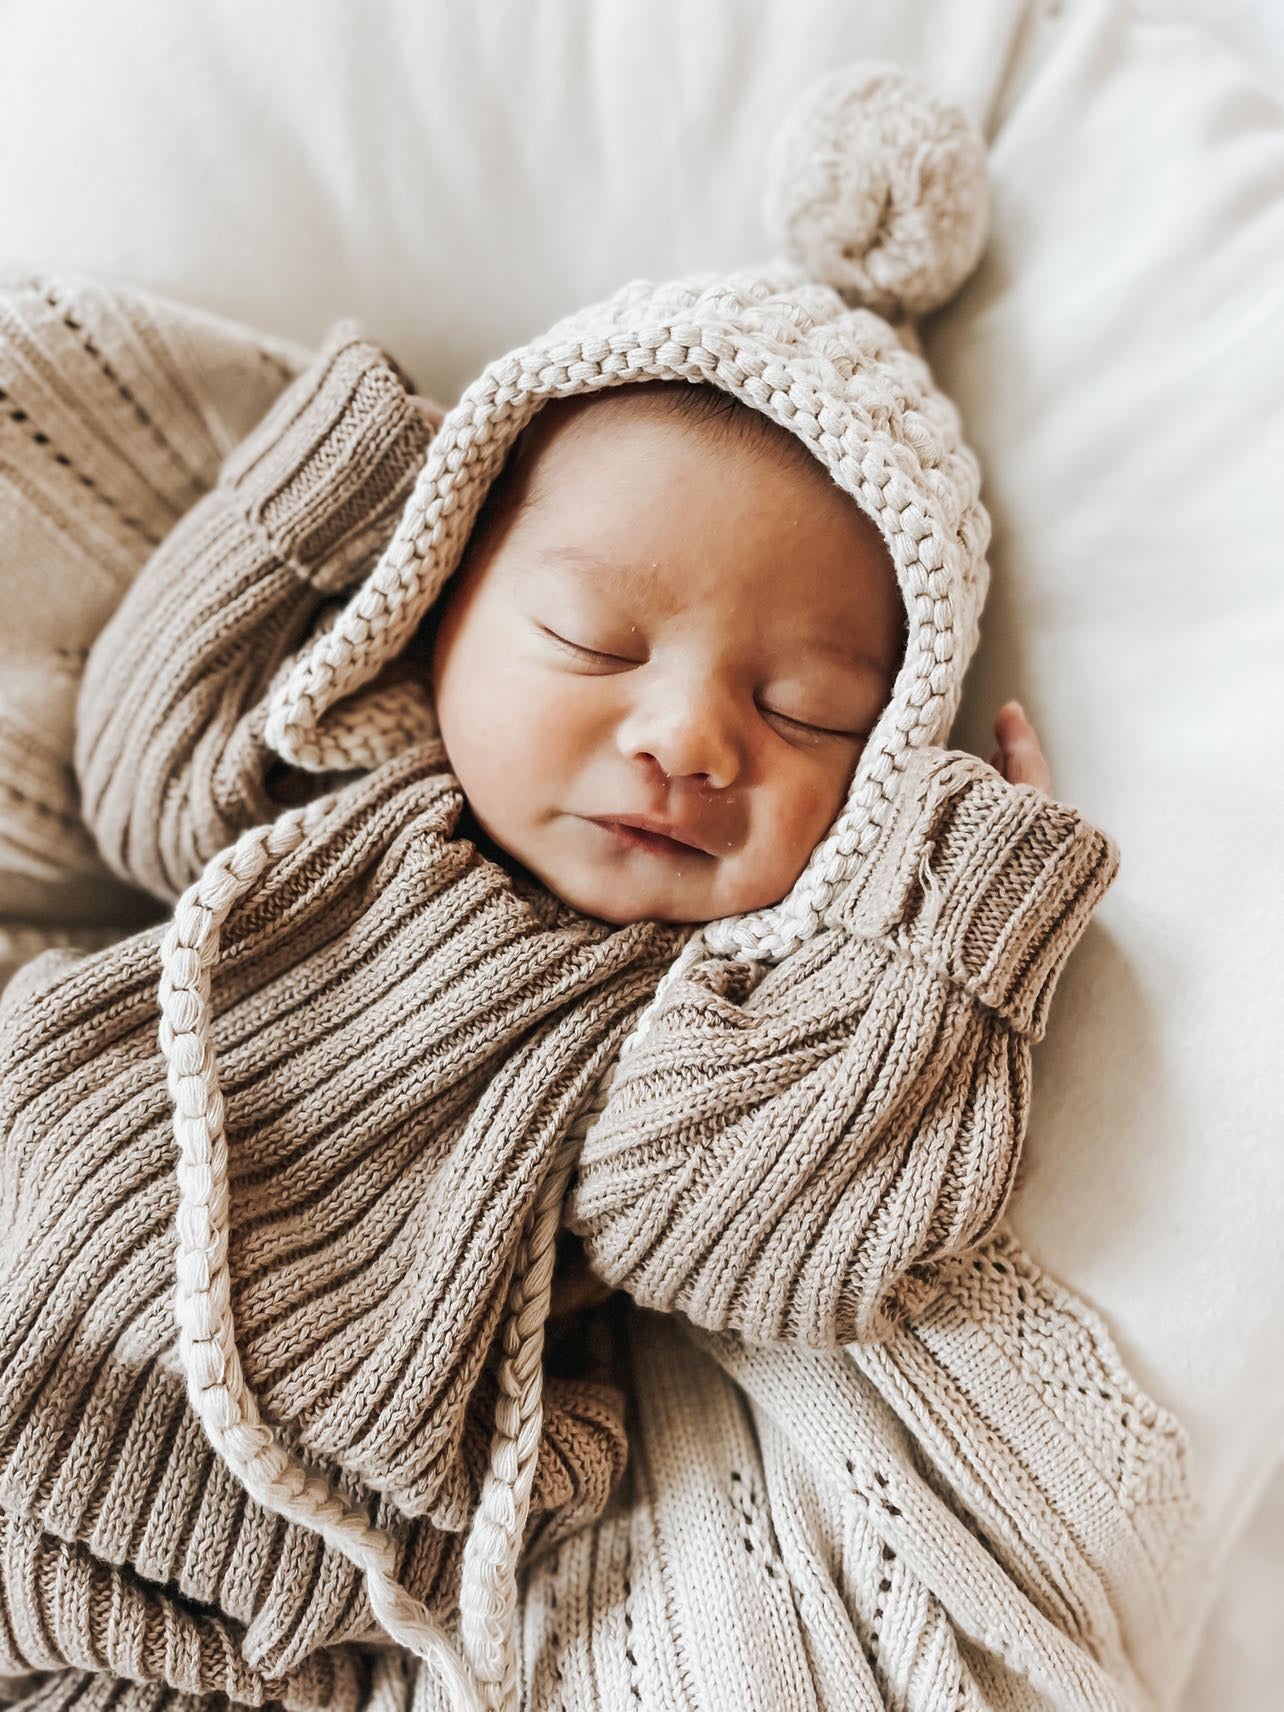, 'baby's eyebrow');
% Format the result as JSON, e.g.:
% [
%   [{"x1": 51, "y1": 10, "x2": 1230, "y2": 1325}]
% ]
[
  {"x1": 530, "y1": 545, "x2": 887, "y2": 674},
  {"x1": 531, "y1": 545, "x2": 653, "y2": 598},
  {"x1": 805, "y1": 633, "x2": 887, "y2": 674}
]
